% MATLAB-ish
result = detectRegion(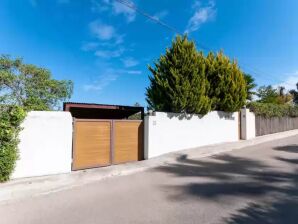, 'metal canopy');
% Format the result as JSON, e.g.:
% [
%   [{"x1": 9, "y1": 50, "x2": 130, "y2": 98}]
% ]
[{"x1": 63, "y1": 102, "x2": 144, "y2": 120}]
